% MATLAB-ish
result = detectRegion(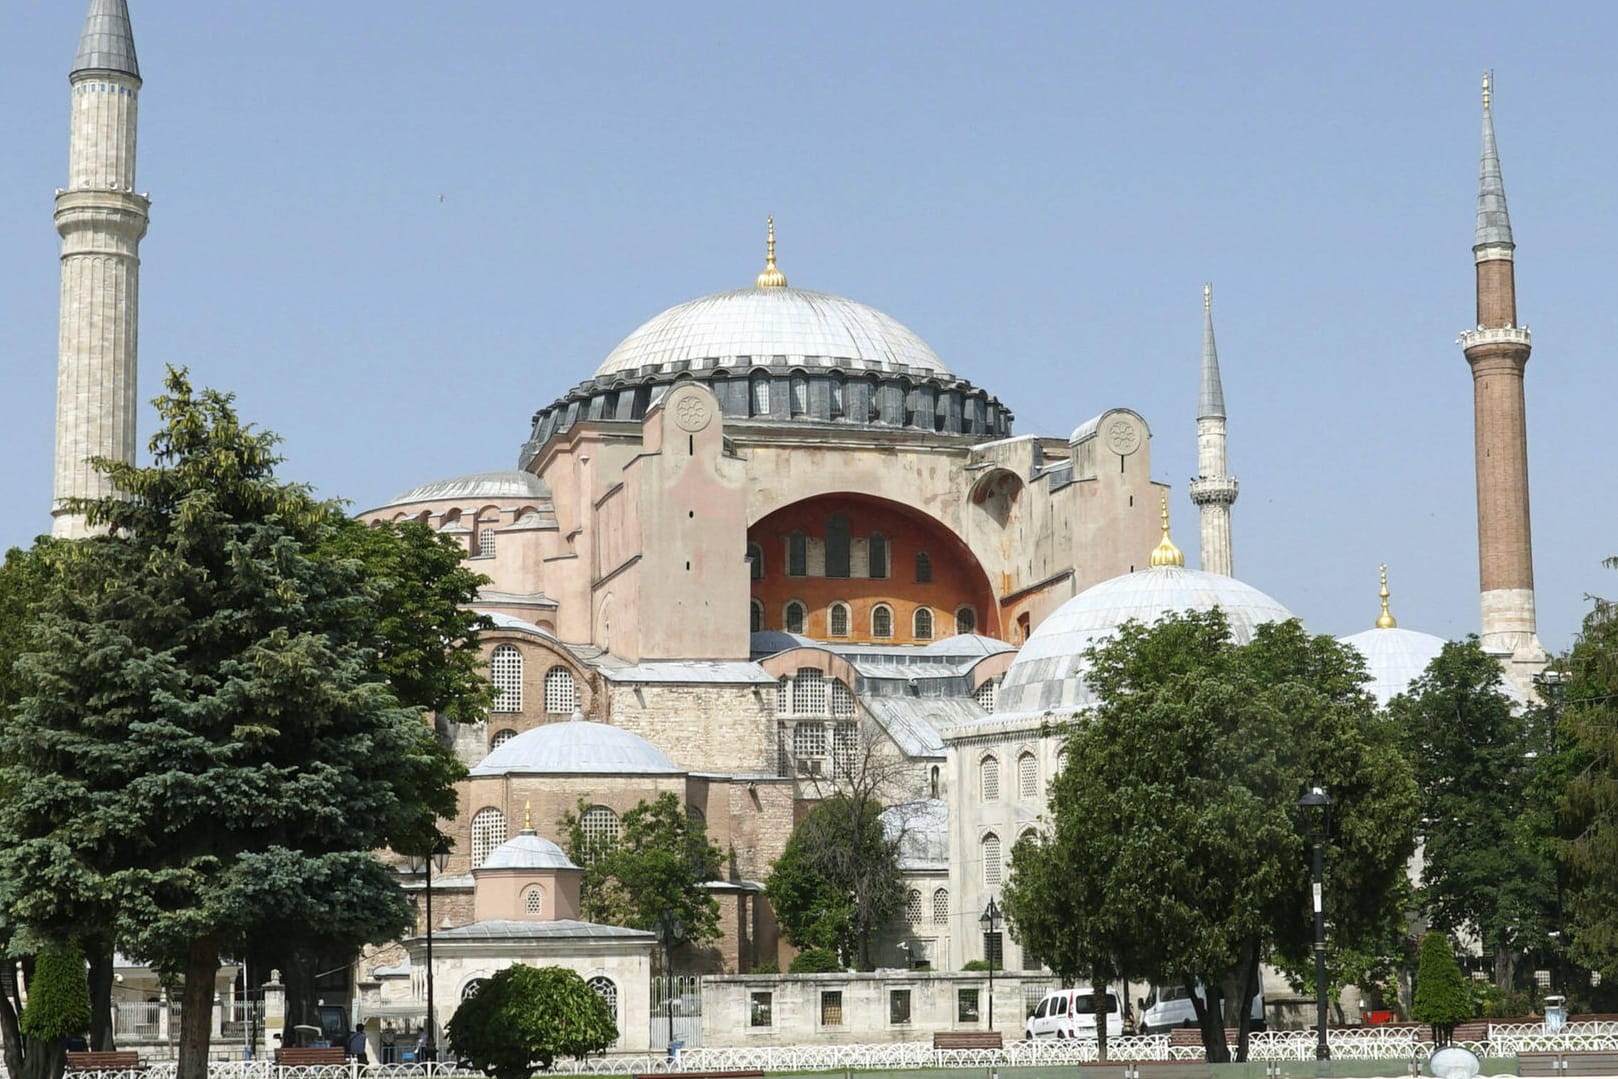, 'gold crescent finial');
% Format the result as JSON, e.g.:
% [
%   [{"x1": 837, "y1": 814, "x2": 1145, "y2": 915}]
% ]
[
  {"x1": 755, "y1": 215, "x2": 788, "y2": 288},
  {"x1": 524, "y1": 800, "x2": 533, "y2": 831},
  {"x1": 1482, "y1": 70, "x2": 1492, "y2": 110},
  {"x1": 1376, "y1": 564, "x2": 1398, "y2": 629},
  {"x1": 1149, "y1": 491, "x2": 1184, "y2": 568},
  {"x1": 1203, "y1": 282, "x2": 1212, "y2": 312}
]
